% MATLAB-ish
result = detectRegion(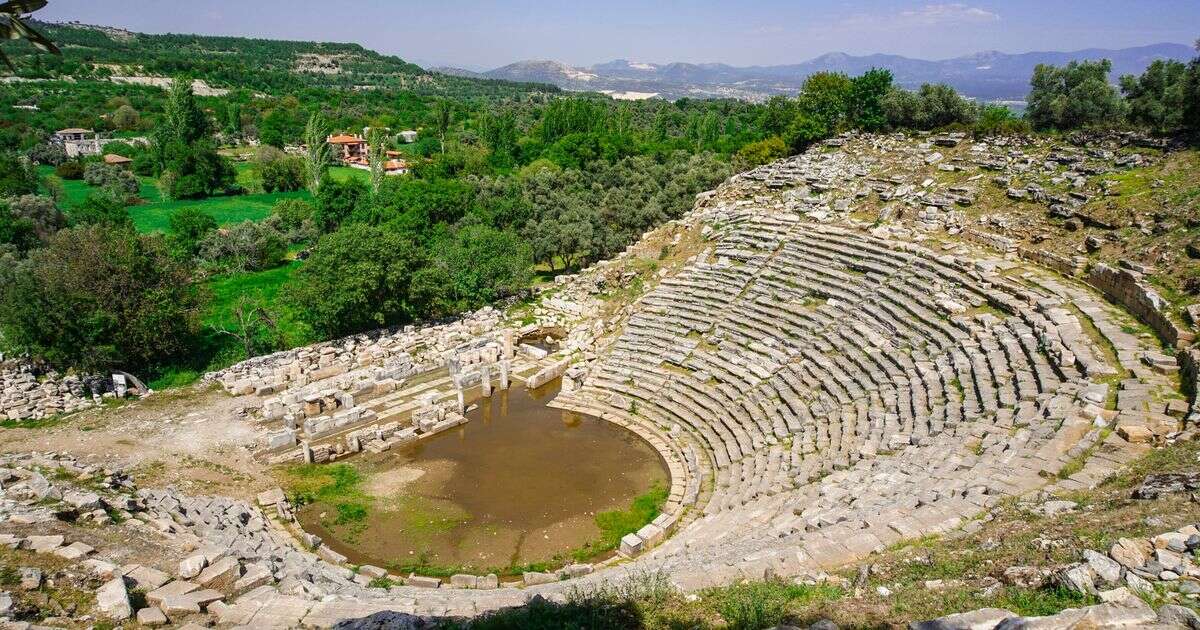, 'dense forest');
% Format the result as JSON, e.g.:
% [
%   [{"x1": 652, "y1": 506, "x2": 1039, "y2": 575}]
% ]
[{"x1": 1, "y1": 23, "x2": 1199, "y2": 385}]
